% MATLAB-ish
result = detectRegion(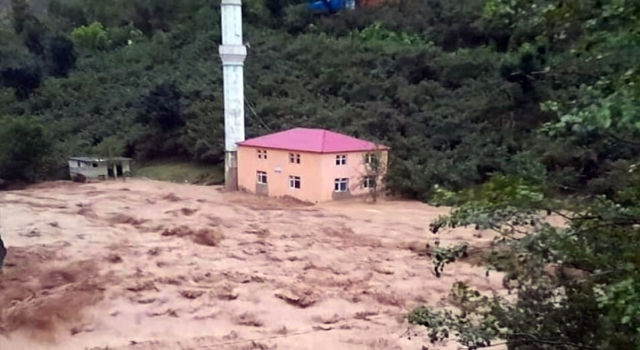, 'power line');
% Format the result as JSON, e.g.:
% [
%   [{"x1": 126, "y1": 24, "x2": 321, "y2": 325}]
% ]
[{"x1": 244, "y1": 97, "x2": 271, "y2": 132}]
